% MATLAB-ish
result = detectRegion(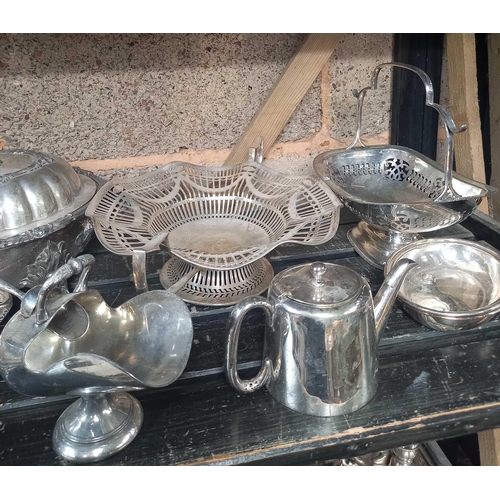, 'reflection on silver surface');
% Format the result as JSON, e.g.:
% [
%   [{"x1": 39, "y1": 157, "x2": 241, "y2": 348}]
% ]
[
  {"x1": 385, "y1": 238, "x2": 500, "y2": 331},
  {"x1": 389, "y1": 444, "x2": 420, "y2": 466},
  {"x1": 313, "y1": 63, "x2": 495, "y2": 268},
  {"x1": 85, "y1": 145, "x2": 342, "y2": 304},
  {"x1": 336, "y1": 443, "x2": 448, "y2": 466},
  {"x1": 0, "y1": 289, "x2": 13, "y2": 322},
  {"x1": 0, "y1": 151, "x2": 101, "y2": 301},
  {"x1": 225, "y1": 259, "x2": 416, "y2": 417},
  {"x1": 0, "y1": 150, "x2": 96, "y2": 240},
  {"x1": 0, "y1": 255, "x2": 193, "y2": 463}
]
